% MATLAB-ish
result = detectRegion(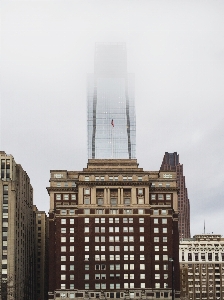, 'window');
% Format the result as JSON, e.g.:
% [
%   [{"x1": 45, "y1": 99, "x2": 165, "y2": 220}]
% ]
[
  {"x1": 140, "y1": 246, "x2": 144, "y2": 251},
  {"x1": 110, "y1": 198, "x2": 117, "y2": 206},
  {"x1": 61, "y1": 219, "x2": 66, "y2": 224},
  {"x1": 85, "y1": 255, "x2": 89, "y2": 261},
  {"x1": 84, "y1": 188, "x2": 90, "y2": 195},
  {"x1": 85, "y1": 218, "x2": 89, "y2": 223},
  {"x1": 70, "y1": 219, "x2": 74, "y2": 224},
  {"x1": 84, "y1": 209, "x2": 90, "y2": 214},
  {"x1": 61, "y1": 265, "x2": 66, "y2": 270},
  {"x1": 85, "y1": 274, "x2": 89, "y2": 280},
  {"x1": 155, "y1": 264, "x2": 159, "y2": 270},
  {"x1": 163, "y1": 228, "x2": 167, "y2": 233},
  {"x1": 97, "y1": 198, "x2": 104, "y2": 205},
  {"x1": 61, "y1": 274, "x2": 66, "y2": 280},
  {"x1": 138, "y1": 209, "x2": 144, "y2": 214},
  {"x1": 140, "y1": 236, "x2": 144, "y2": 242},
  {"x1": 70, "y1": 209, "x2": 75, "y2": 215},
  {"x1": 71, "y1": 194, "x2": 76, "y2": 200},
  {"x1": 162, "y1": 209, "x2": 167, "y2": 215},
  {"x1": 141, "y1": 283, "x2": 145, "y2": 288},
  {"x1": 85, "y1": 237, "x2": 89, "y2": 242},
  {"x1": 163, "y1": 255, "x2": 168, "y2": 261},
  {"x1": 163, "y1": 237, "x2": 167, "y2": 242},
  {"x1": 61, "y1": 246, "x2": 66, "y2": 252},
  {"x1": 85, "y1": 176, "x2": 89, "y2": 181},
  {"x1": 155, "y1": 255, "x2": 159, "y2": 261},
  {"x1": 63, "y1": 194, "x2": 69, "y2": 200},
  {"x1": 162, "y1": 218, "x2": 167, "y2": 224},
  {"x1": 154, "y1": 228, "x2": 159, "y2": 233},
  {"x1": 140, "y1": 264, "x2": 145, "y2": 270},
  {"x1": 166, "y1": 194, "x2": 171, "y2": 200},
  {"x1": 110, "y1": 209, "x2": 118, "y2": 214},
  {"x1": 138, "y1": 188, "x2": 143, "y2": 195},
  {"x1": 154, "y1": 237, "x2": 159, "y2": 242},
  {"x1": 61, "y1": 228, "x2": 66, "y2": 233},
  {"x1": 140, "y1": 274, "x2": 145, "y2": 279},
  {"x1": 124, "y1": 198, "x2": 131, "y2": 205},
  {"x1": 70, "y1": 246, "x2": 74, "y2": 252},
  {"x1": 61, "y1": 284, "x2": 66, "y2": 290},
  {"x1": 151, "y1": 194, "x2": 156, "y2": 200},
  {"x1": 163, "y1": 246, "x2": 168, "y2": 251},
  {"x1": 61, "y1": 237, "x2": 66, "y2": 243},
  {"x1": 84, "y1": 197, "x2": 90, "y2": 204},
  {"x1": 61, "y1": 256, "x2": 66, "y2": 261},
  {"x1": 84, "y1": 227, "x2": 89, "y2": 233},
  {"x1": 85, "y1": 246, "x2": 89, "y2": 251},
  {"x1": 158, "y1": 194, "x2": 163, "y2": 200},
  {"x1": 70, "y1": 265, "x2": 74, "y2": 270},
  {"x1": 139, "y1": 227, "x2": 144, "y2": 232},
  {"x1": 155, "y1": 274, "x2": 160, "y2": 279},
  {"x1": 56, "y1": 194, "x2": 61, "y2": 200},
  {"x1": 140, "y1": 255, "x2": 145, "y2": 260},
  {"x1": 138, "y1": 198, "x2": 144, "y2": 204},
  {"x1": 155, "y1": 246, "x2": 159, "y2": 251},
  {"x1": 154, "y1": 218, "x2": 159, "y2": 224},
  {"x1": 70, "y1": 256, "x2": 74, "y2": 261},
  {"x1": 139, "y1": 218, "x2": 144, "y2": 223},
  {"x1": 155, "y1": 283, "x2": 160, "y2": 288}
]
